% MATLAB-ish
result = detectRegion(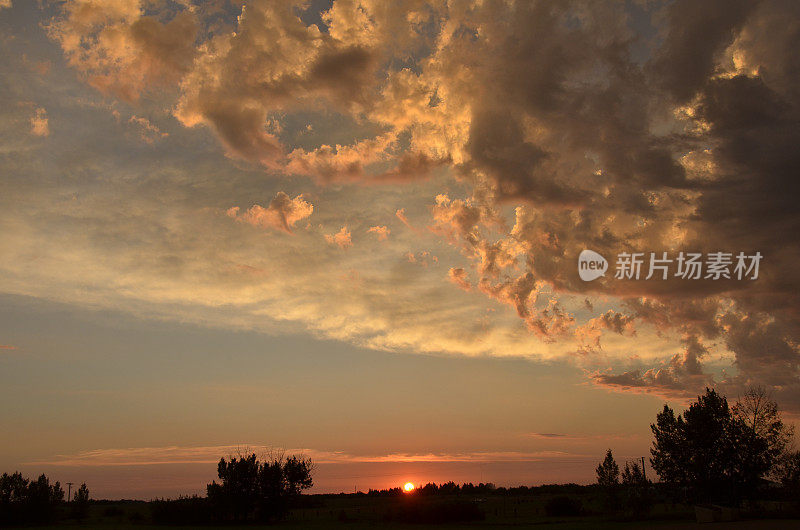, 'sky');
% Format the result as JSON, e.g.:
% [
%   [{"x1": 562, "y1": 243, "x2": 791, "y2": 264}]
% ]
[{"x1": 0, "y1": 0, "x2": 799, "y2": 499}]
